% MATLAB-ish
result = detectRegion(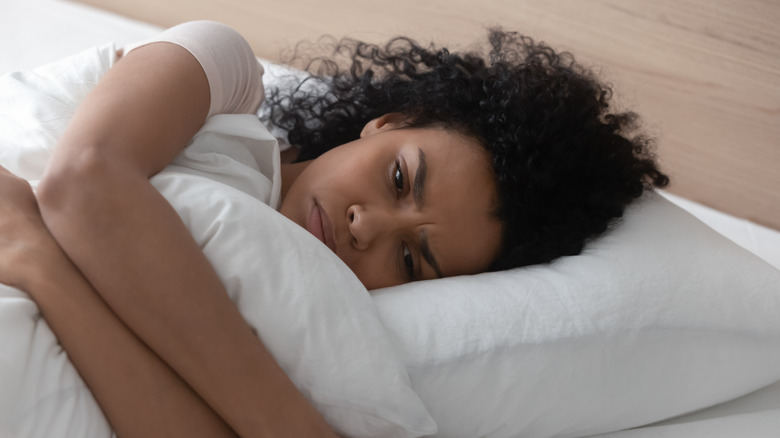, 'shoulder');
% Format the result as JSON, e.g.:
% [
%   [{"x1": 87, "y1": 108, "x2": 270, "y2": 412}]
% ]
[{"x1": 126, "y1": 21, "x2": 265, "y2": 116}]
